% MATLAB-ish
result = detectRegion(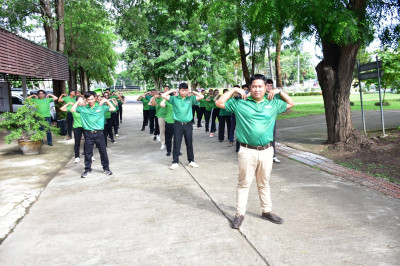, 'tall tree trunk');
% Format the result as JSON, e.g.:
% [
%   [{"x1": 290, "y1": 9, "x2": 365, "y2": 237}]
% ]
[
  {"x1": 236, "y1": 19, "x2": 250, "y2": 85},
  {"x1": 79, "y1": 67, "x2": 87, "y2": 93},
  {"x1": 316, "y1": 43, "x2": 359, "y2": 143},
  {"x1": 40, "y1": 0, "x2": 57, "y2": 50},
  {"x1": 275, "y1": 28, "x2": 283, "y2": 88},
  {"x1": 69, "y1": 67, "x2": 77, "y2": 91},
  {"x1": 267, "y1": 46, "x2": 274, "y2": 83}
]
